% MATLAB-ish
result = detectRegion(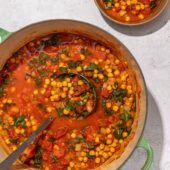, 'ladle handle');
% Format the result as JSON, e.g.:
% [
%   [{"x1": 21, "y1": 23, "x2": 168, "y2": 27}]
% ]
[{"x1": 0, "y1": 116, "x2": 54, "y2": 170}]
